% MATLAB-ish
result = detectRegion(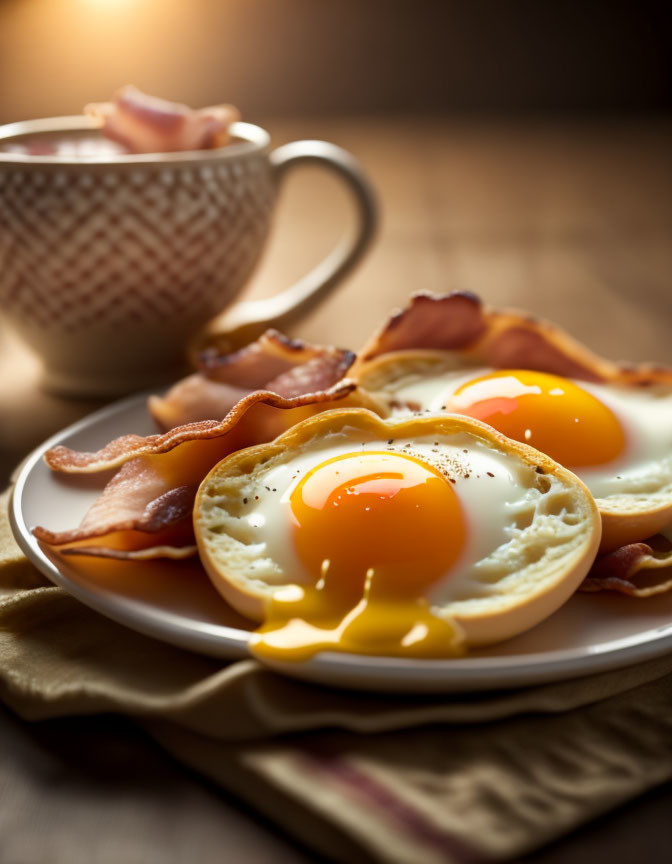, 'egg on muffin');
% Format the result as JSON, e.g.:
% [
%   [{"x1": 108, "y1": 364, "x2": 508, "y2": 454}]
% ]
[
  {"x1": 194, "y1": 409, "x2": 601, "y2": 659},
  {"x1": 353, "y1": 293, "x2": 672, "y2": 555}
]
